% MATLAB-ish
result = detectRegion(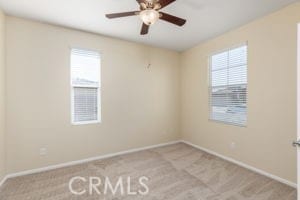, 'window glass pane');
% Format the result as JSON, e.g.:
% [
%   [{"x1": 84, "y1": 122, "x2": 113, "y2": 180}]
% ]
[
  {"x1": 73, "y1": 87, "x2": 98, "y2": 122},
  {"x1": 211, "y1": 69, "x2": 228, "y2": 87},
  {"x1": 229, "y1": 45, "x2": 247, "y2": 67},
  {"x1": 228, "y1": 65, "x2": 247, "y2": 85},
  {"x1": 211, "y1": 86, "x2": 228, "y2": 107},
  {"x1": 71, "y1": 49, "x2": 100, "y2": 87},
  {"x1": 211, "y1": 51, "x2": 228, "y2": 71}
]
